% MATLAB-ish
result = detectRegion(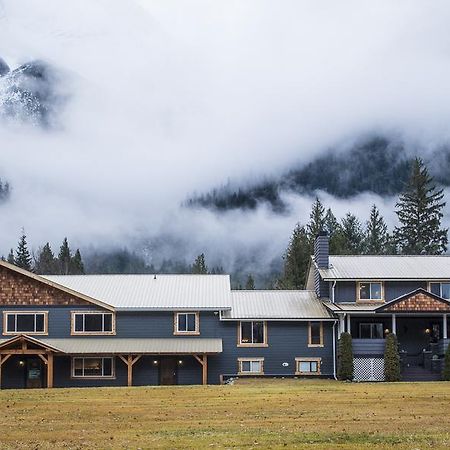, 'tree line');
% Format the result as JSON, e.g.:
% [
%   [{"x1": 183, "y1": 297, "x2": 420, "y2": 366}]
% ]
[
  {"x1": 278, "y1": 157, "x2": 448, "y2": 289},
  {"x1": 0, "y1": 178, "x2": 10, "y2": 203},
  {"x1": 2, "y1": 232, "x2": 85, "y2": 275}
]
